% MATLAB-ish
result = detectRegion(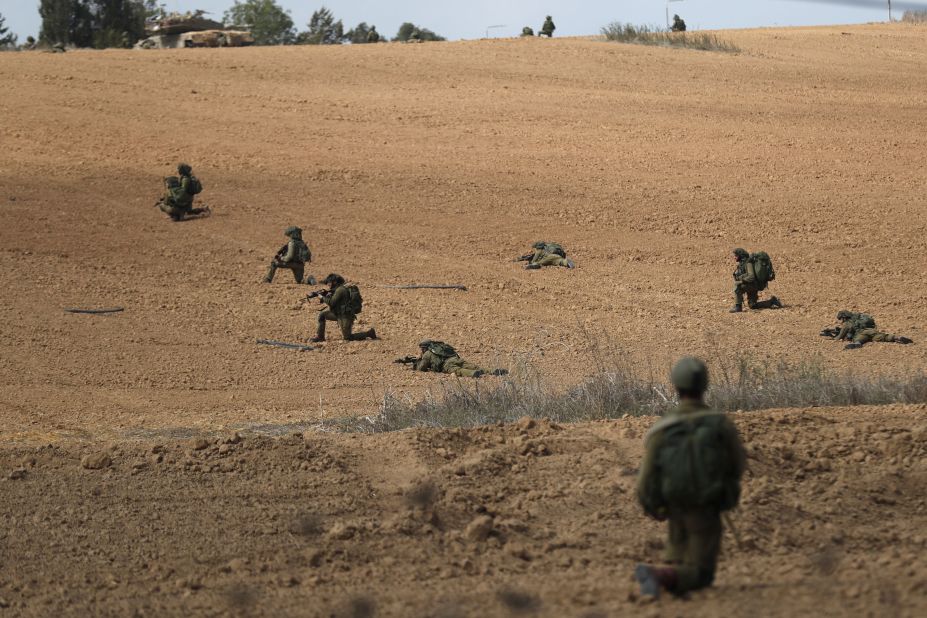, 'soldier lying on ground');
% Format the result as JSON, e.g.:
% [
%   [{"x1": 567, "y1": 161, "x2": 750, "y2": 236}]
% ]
[
  {"x1": 264, "y1": 226, "x2": 311, "y2": 284},
  {"x1": 156, "y1": 163, "x2": 209, "y2": 221},
  {"x1": 515, "y1": 241, "x2": 574, "y2": 270},
  {"x1": 635, "y1": 357, "x2": 746, "y2": 598},
  {"x1": 820, "y1": 310, "x2": 912, "y2": 350},
  {"x1": 395, "y1": 340, "x2": 507, "y2": 378},
  {"x1": 730, "y1": 248, "x2": 781, "y2": 312},
  {"x1": 309, "y1": 274, "x2": 377, "y2": 343}
]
